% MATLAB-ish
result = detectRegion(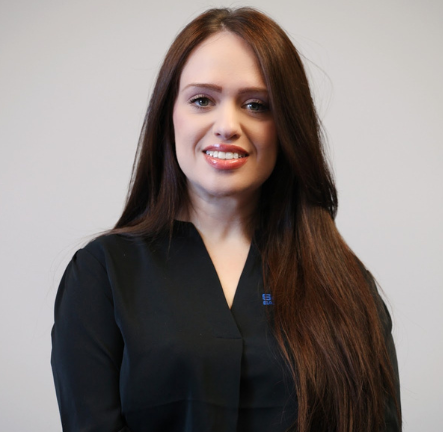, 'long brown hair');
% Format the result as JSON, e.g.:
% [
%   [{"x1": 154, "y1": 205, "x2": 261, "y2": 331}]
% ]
[{"x1": 113, "y1": 7, "x2": 401, "y2": 432}]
